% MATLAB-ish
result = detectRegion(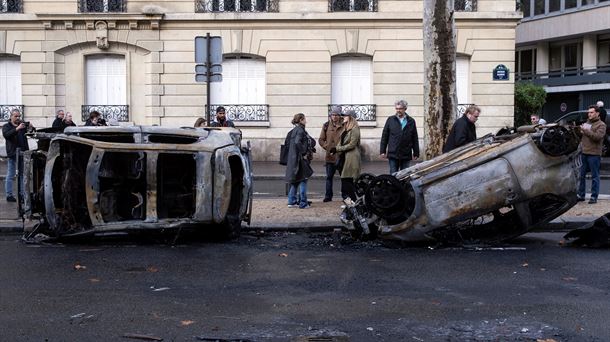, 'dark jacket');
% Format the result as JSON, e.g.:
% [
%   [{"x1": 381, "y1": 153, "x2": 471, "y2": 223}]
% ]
[
  {"x1": 380, "y1": 114, "x2": 419, "y2": 160},
  {"x1": 599, "y1": 106, "x2": 607, "y2": 124},
  {"x1": 52, "y1": 117, "x2": 63, "y2": 128},
  {"x1": 318, "y1": 120, "x2": 345, "y2": 163},
  {"x1": 284, "y1": 124, "x2": 314, "y2": 183},
  {"x1": 211, "y1": 119, "x2": 235, "y2": 128},
  {"x1": 2, "y1": 122, "x2": 29, "y2": 159},
  {"x1": 443, "y1": 115, "x2": 477, "y2": 153}
]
